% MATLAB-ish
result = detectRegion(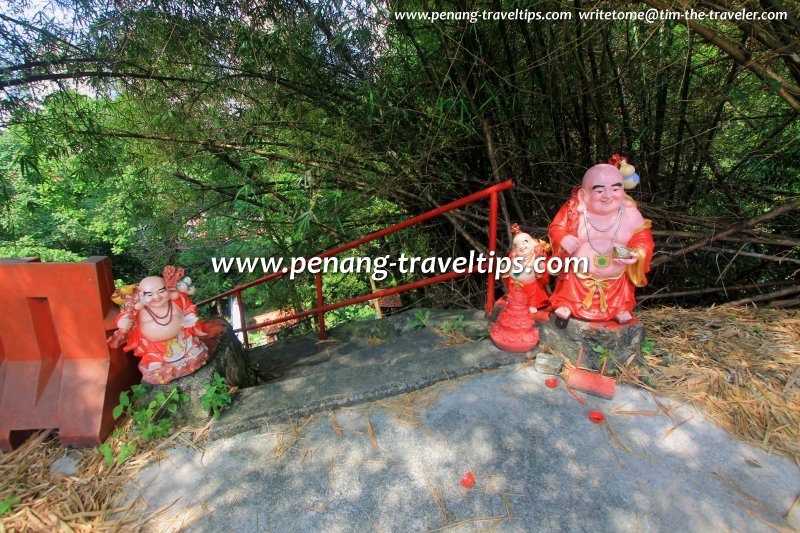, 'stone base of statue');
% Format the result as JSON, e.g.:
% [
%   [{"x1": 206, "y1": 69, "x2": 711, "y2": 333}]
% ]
[
  {"x1": 537, "y1": 313, "x2": 643, "y2": 376},
  {"x1": 138, "y1": 322, "x2": 256, "y2": 426},
  {"x1": 490, "y1": 284, "x2": 539, "y2": 352}
]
